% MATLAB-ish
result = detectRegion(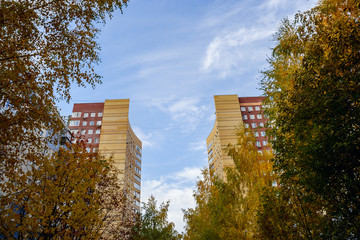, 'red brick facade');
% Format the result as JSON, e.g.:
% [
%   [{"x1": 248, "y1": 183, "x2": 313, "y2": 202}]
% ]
[{"x1": 68, "y1": 103, "x2": 104, "y2": 153}]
